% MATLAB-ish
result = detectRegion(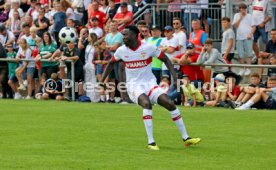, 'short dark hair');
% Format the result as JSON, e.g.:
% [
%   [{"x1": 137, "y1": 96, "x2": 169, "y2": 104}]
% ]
[
  {"x1": 137, "y1": 20, "x2": 146, "y2": 26},
  {"x1": 271, "y1": 28, "x2": 276, "y2": 32},
  {"x1": 239, "y1": 3, "x2": 247, "y2": 9},
  {"x1": 251, "y1": 73, "x2": 260, "y2": 79},
  {"x1": 173, "y1": 17, "x2": 182, "y2": 24},
  {"x1": 22, "y1": 22, "x2": 30, "y2": 28},
  {"x1": 125, "y1": 25, "x2": 139, "y2": 38},
  {"x1": 221, "y1": 17, "x2": 230, "y2": 22},
  {"x1": 205, "y1": 39, "x2": 213, "y2": 45}
]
